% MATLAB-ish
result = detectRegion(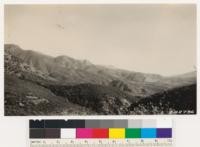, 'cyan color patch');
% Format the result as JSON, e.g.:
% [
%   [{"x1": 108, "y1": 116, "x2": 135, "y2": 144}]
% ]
[{"x1": 141, "y1": 128, "x2": 156, "y2": 138}]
